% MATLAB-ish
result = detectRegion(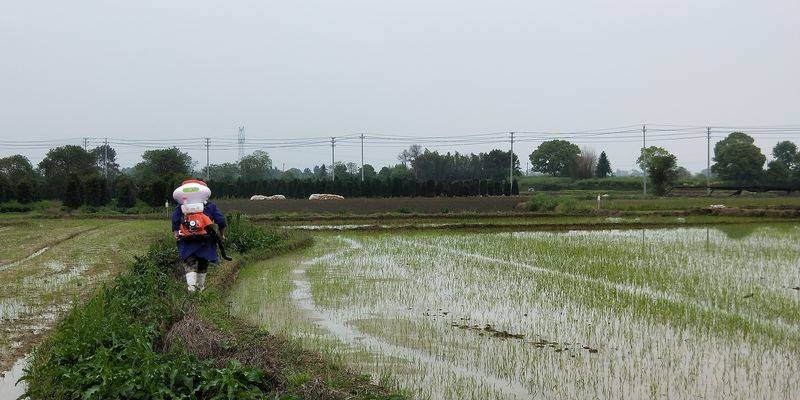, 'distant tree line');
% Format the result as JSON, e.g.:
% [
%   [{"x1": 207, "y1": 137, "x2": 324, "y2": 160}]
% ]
[
  {"x1": 0, "y1": 131, "x2": 796, "y2": 208},
  {"x1": 209, "y1": 177, "x2": 518, "y2": 199},
  {"x1": 0, "y1": 145, "x2": 520, "y2": 209},
  {"x1": 527, "y1": 132, "x2": 800, "y2": 195}
]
